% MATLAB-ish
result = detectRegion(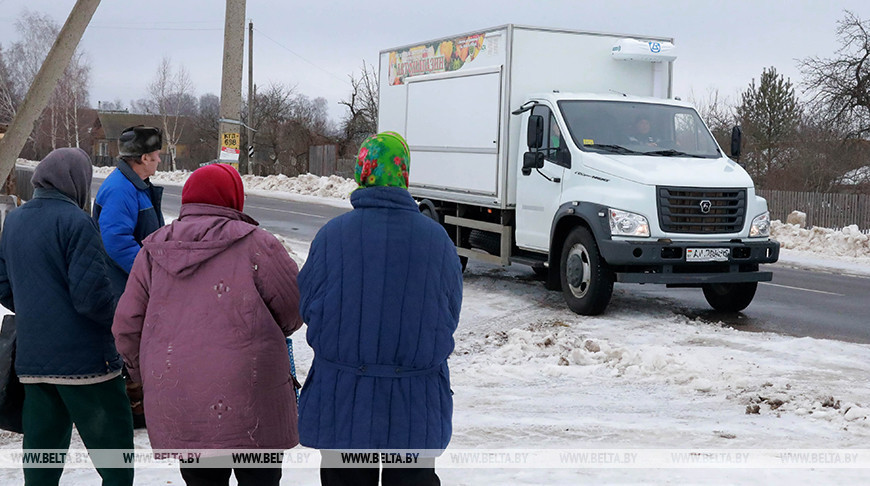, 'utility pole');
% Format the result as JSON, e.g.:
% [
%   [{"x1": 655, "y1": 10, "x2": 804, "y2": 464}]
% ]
[
  {"x1": 0, "y1": 0, "x2": 101, "y2": 183},
  {"x1": 218, "y1": 0, "x2": 246, "y2": 169},
  {"x1": 247, "y1": 19, "x2": 254, "y2": 175}
]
